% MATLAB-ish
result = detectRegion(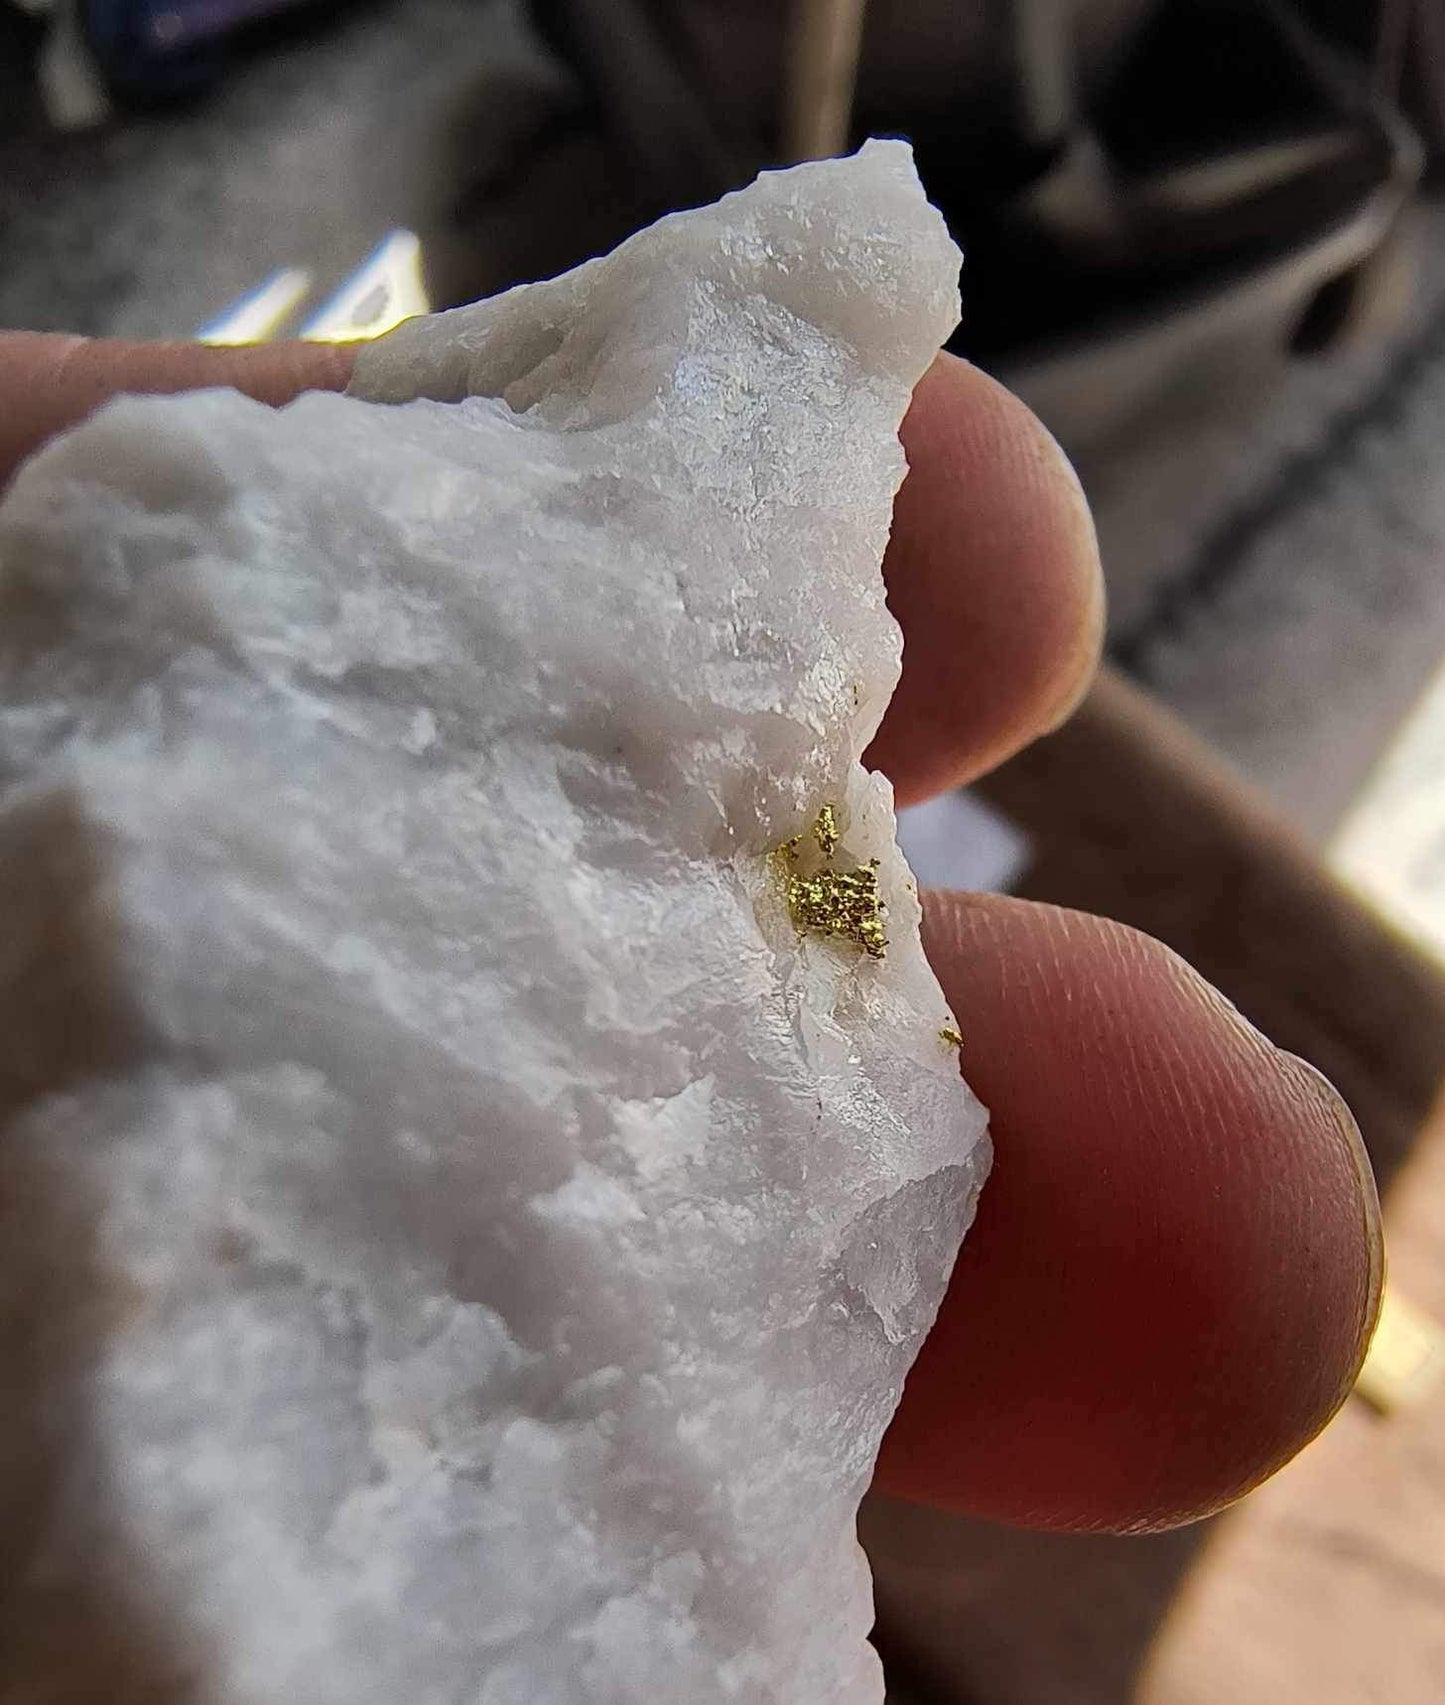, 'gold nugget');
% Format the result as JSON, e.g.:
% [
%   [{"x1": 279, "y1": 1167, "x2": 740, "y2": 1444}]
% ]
[
  {"x1": 812, "y1": 802, "x2": 839, "y2": 860},
  {"x1": 938, "y1": 1025, "x2": 963, "y2": 1048},
  {"x1": 774, "y1": 805, "x2": 888, "y2": 959}
]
